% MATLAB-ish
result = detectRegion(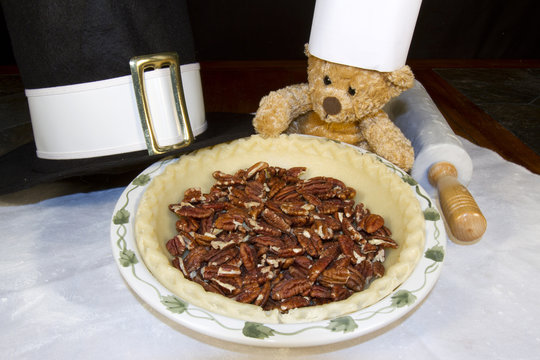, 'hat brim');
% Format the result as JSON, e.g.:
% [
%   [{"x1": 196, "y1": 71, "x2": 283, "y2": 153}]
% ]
[{"x1": 0, "y1": 112, "x2": 255, "y2": 195}]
